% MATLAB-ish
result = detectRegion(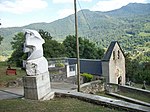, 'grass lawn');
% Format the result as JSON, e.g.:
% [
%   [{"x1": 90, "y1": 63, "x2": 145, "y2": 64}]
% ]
[
  {"x1": 0, "y1": 97, "x2": 126, "y2": 112},
  {"x1": 133, "y1": 83, "x2": 150, "y2": 91},
  {"x1": 0, "y1": 62, "x2": 26, "y2": 87},
  {"x1": 116, "y1": 91, "x2": 150, "y2": 103},
  {"x1": 96, "y1": 91, "x2": 118, "y2": 99}
]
